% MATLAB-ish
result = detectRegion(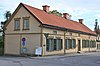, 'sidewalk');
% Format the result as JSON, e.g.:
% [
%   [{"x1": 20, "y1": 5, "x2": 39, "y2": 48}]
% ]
[{"x1": 31, "y1": 52, "x2": 100, "y2": 59}]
